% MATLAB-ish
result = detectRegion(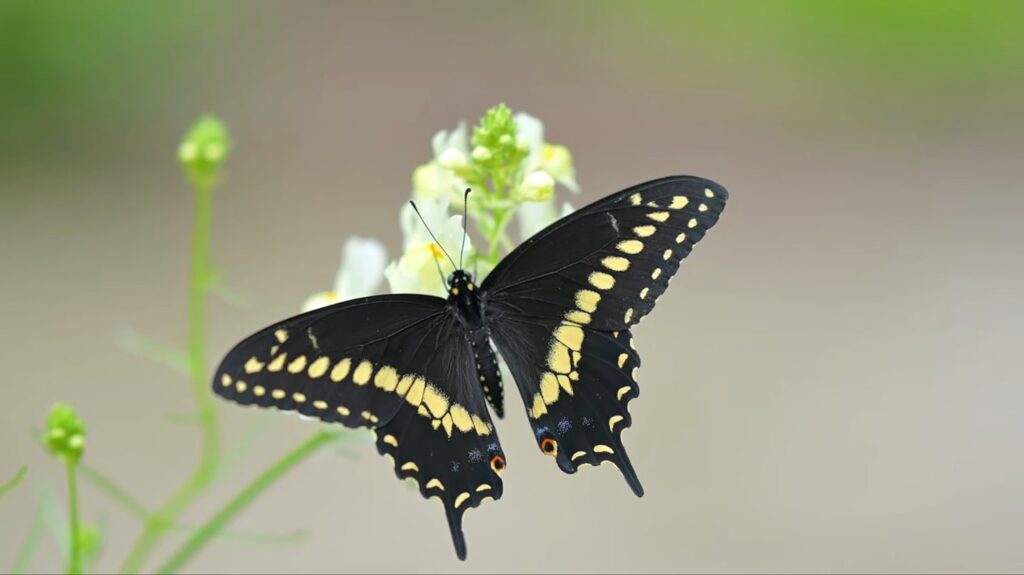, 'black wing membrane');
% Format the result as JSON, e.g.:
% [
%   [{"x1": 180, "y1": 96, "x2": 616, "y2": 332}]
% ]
[
  {"x1": 213, "y1": 295, "x2": 505, "y2": 560},
  {"x1": 482, "y1": 176, "x2": 728, "y2": 494}
]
